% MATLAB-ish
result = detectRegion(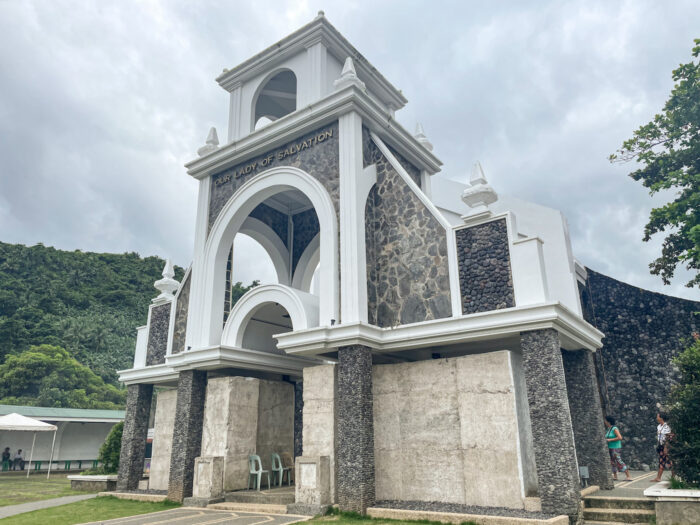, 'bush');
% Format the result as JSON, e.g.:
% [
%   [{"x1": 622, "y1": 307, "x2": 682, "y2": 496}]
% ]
[
  {"x1": 97, "y1": 422, "x2": 123, "y2": 474},
  {"x1": 668, "y1": 338, "x2": 700, "y2": 486}
]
